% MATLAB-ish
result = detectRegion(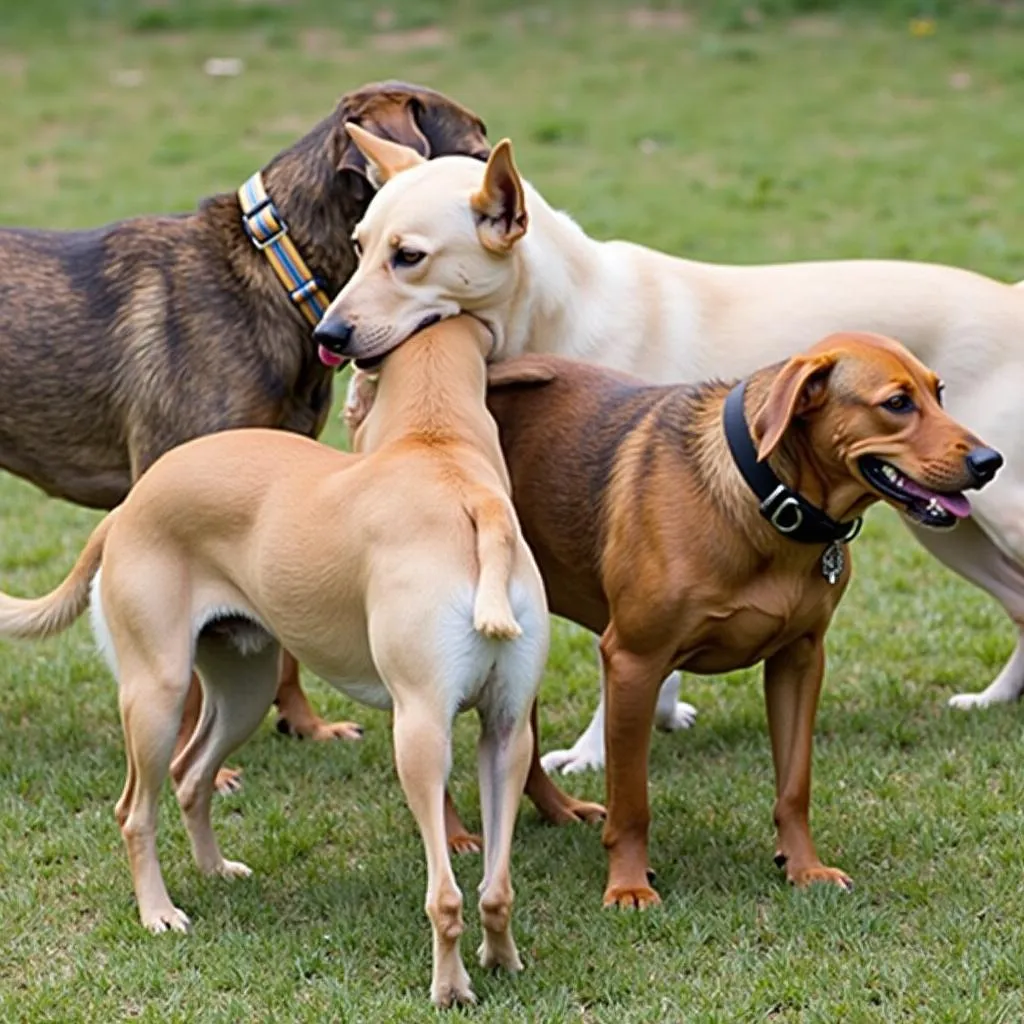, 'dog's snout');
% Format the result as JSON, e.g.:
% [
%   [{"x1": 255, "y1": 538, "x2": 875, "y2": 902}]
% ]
[
  {"x1": 313, "y1": 315, "x2": 355, "y2": 355},
  {"x1": 965, "y1": 446, "x2": 1004, "y2": 487}
]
